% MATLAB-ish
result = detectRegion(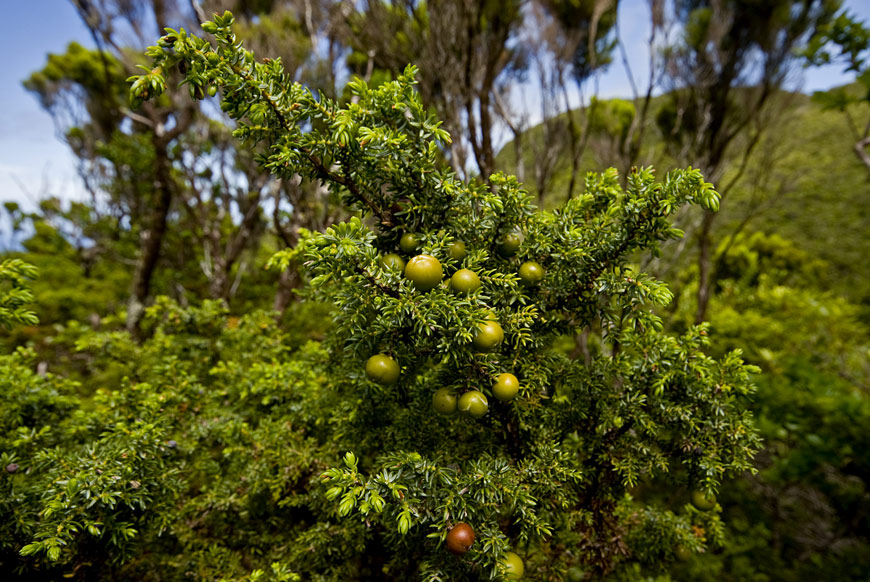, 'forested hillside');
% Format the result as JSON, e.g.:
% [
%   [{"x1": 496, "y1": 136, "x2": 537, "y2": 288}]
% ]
[{"x1": 497, "y1": 86, "x2": 870, "y2": 316}]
